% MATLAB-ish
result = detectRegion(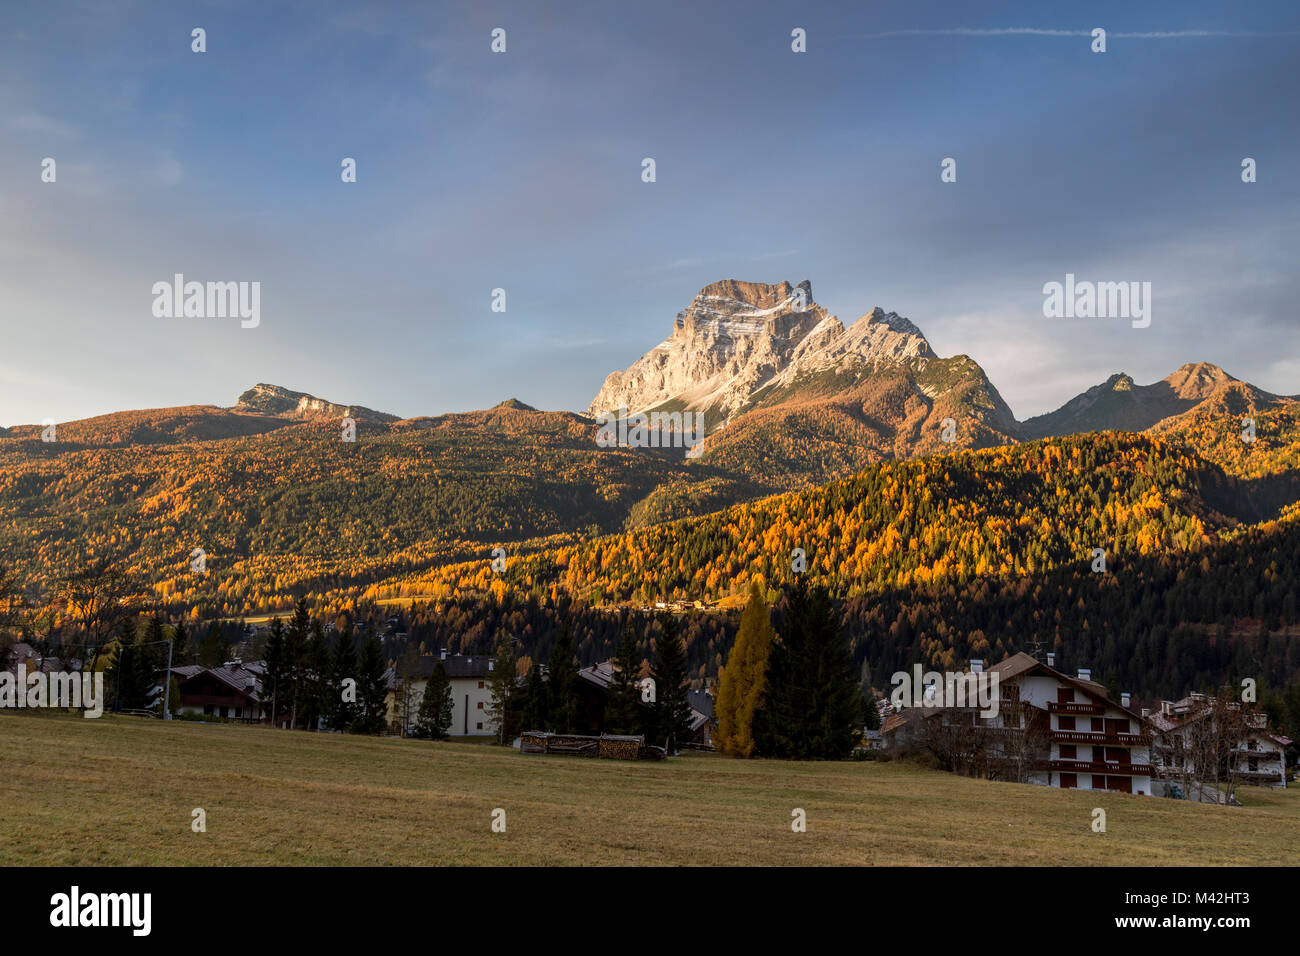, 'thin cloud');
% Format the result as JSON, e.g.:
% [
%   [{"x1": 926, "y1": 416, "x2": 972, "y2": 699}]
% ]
[{"x1": 855, "y1": 27, "x2": 1300, "y2": 39}]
